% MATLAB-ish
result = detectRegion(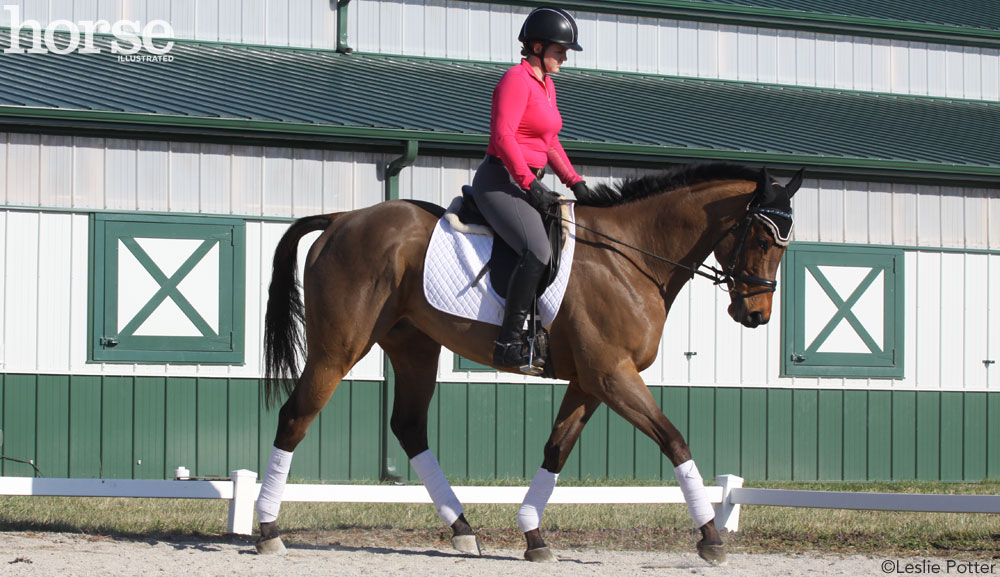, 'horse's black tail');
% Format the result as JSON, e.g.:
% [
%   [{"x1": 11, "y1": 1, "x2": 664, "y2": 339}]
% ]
[{"x1": 263, "y1": 215, "x2": 335, "y2": 410}]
